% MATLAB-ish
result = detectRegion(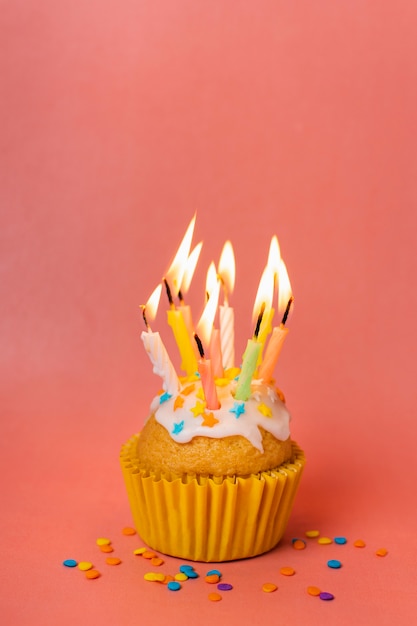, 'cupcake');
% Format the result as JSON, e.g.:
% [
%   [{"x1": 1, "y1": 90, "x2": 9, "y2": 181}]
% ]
[{"x1": 120, "y1": 372, "x2": 305, "y2": 562}]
